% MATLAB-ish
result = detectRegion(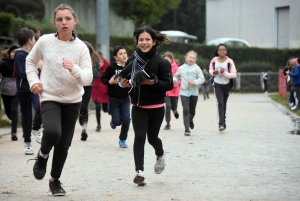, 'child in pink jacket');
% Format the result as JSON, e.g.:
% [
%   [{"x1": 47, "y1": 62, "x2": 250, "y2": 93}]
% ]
[{"x1": 163, "y1": 52, "x2": 180, "y2": 130}]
